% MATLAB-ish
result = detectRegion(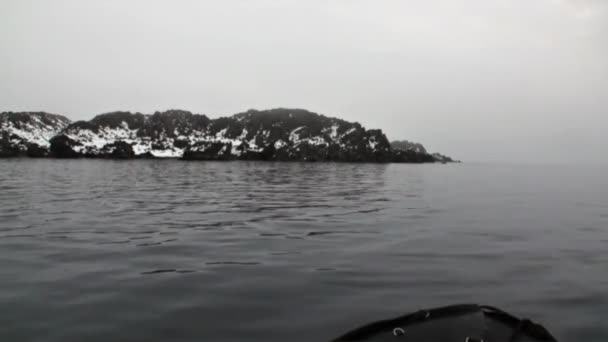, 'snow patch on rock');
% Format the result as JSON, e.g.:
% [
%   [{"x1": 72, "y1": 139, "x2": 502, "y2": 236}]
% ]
[{"x1": 1, "y1": 114, "x2": 69, "y2": 147}]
